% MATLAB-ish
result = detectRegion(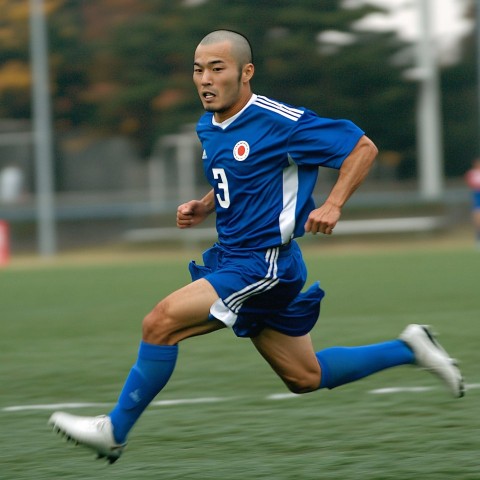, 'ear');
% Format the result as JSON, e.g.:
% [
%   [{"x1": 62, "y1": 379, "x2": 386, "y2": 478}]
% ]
[{"x1": 242, "y1": 63, "x2": 254, "y2": 83}]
